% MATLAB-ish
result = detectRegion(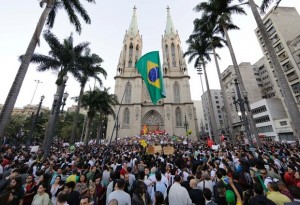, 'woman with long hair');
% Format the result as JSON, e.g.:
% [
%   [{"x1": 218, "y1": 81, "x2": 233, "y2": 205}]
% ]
[
  {"x1": 31, "y1": 183, "x2": 50, "y2": 205},
  {"x1": 7, "y1": 176, "x2": 25, "y2": 205},
  {"x1": 50, "y1": 175, "x2": 62, "y2": 205},
  {"x1": 22, "y1": 175, "x2": 36, "y2": 205},
  {"x1": 75, "y1": 174, "x2": 88, "y2": 196}
]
